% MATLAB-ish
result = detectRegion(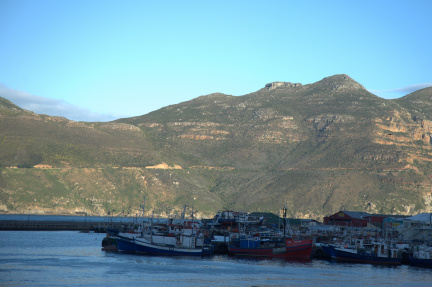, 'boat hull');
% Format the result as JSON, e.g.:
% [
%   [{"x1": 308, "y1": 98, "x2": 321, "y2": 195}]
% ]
[
  {"x1": 320, "y1": 244, "x2": 334, "y2": 258},
  {"x1": 312, "y1": 243, "x2": 332, "y2": 259},
  {"x1": 228, "y1": 239, "x2": 313, "y2": 260},
  {"x1": 332, "y1": 247, "x2": 402, "y2": 265},
  {"x1": 116, "y1": 236, "x2": 205, "y2": 256},
  {"x1": 116, "y1": 236, "x2": 139, "y2": 253},
  {"x1": 409, "y1": 257, "x2": 432, "y2": 268}
]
